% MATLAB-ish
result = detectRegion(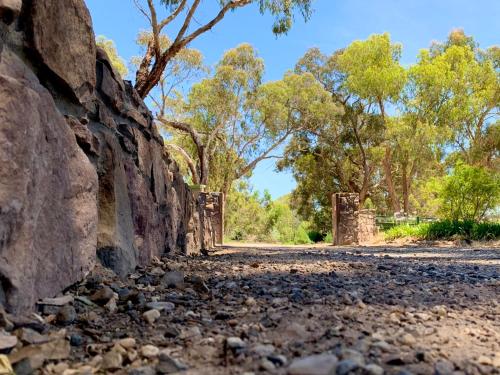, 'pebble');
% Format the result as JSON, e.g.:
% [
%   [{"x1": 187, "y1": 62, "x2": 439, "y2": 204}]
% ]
[
  {"x1": 145, "y1": 301, "x2": 175, "y2": 312},
  {"x1": 56, "y1": 305, "x2": 76, "y2": 325},
  {"x1": 399, "y1": 333, "x2": 416, "y2": 346},
  {"x1": 364, "y1": 364, "x2": 384, "y2": 375},
  {"x1": 117, "y1": 337, "x2": 136, "y2": 349},
  {"x1": 69, "y1": 334, "x2": 83, "y2": 347},
  {"x1": 287, "y1": 354, "x2": 338, "y2": 375},
  {"x1": 336, "y1": 359, "x2": 360, "y2": 375},
  {"x1": 0, "y1": 331, "x2": 18, "y2": 350},
  {"x1": 227, "y1": 337, "x2": 246, "y2": 350},
  {"x1": 157, "y1": 352, "x2": 188, "y2": 374},
  {"x1": 101, "y1": 351, "x2": 123, "y2": 370},
  {"x1": 38, "y1": 295, "x2": 74, "y2": 306},
  {"x1": 162, "y1": 270, "x2": 185, "y2": 289},
  {"x1": 90, "y1": 286, "x2": 114, "y2": 305},
  {"x1": 143, "y1": 309, "x2": 161, "y2": 325},
  {"x1": 141, "y1": 344, "x2": 160, "y2": 358}
]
